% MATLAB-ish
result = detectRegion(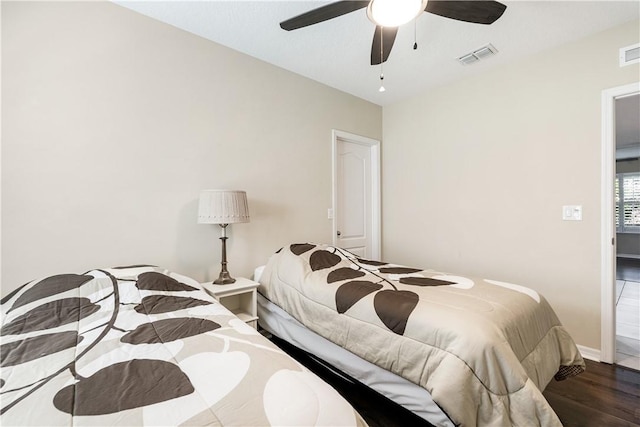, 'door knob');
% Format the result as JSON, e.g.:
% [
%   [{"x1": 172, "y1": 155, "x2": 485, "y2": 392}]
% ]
[{"x1": 337, "y1": 230, "x2": 341, "y2": 236}]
